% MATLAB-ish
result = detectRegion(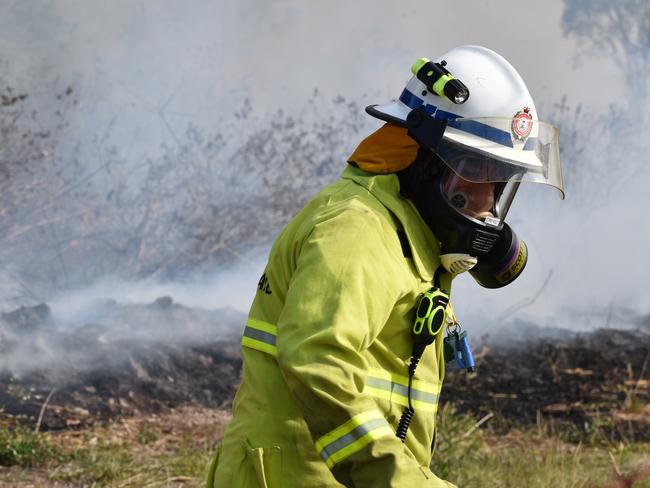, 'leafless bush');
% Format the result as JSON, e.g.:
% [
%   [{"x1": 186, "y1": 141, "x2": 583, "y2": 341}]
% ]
[{"x1": 0, "y1": 88, "x2": 367, "y2": 300}]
